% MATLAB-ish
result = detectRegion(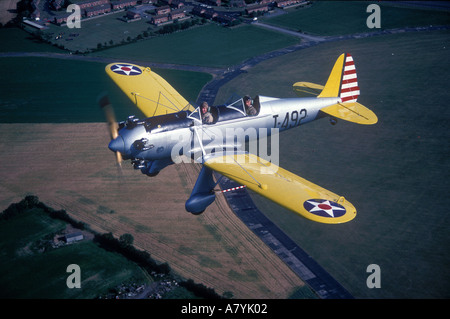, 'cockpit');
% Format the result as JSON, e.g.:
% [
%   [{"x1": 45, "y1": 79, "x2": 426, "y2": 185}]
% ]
[
  {"x1": 188, "y1": 95, "x2": 261, "y2": 125},
  {"x1": 126, "y1": 95, "x2": 262, "y2": 134}
]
